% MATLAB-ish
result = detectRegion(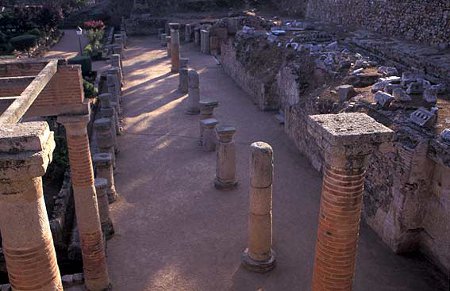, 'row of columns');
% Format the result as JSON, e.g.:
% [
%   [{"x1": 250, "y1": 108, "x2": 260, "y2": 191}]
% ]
[
  {"x1": 0, "y1": 42, "x2": 126, "y2": 291},
  {"x1": 160, "y1": 24, "x2": 395, "y2": 290}
]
